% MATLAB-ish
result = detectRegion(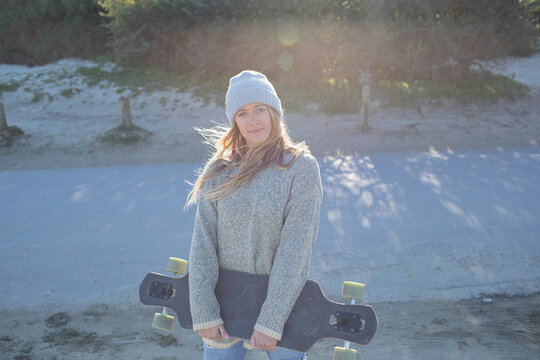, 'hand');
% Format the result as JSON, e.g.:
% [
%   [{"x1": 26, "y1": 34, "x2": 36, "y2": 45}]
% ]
[
  {"x1": 197, "y1": 325, "x2": 230, "y2": 342},
  {"x1": 250, "y1": 330, "x2": 278, "y2": 351}
]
